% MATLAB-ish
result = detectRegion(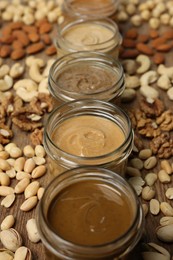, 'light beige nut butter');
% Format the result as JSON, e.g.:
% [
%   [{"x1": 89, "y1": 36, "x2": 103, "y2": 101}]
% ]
[
  {"x1": 48, "y1": 179, "x2": 134, "y2": 246},
  {"x1": 44, "y1": 99, "x2": 134, "y2": 176},
  {"x1": 52, "y1": 115, "x2": 125, "y2": 157},
  {"x1": 55, "y1": 18, "x2": 122, "y2": 58},
  {"x1": 37, "y1": 167, "x2": 144, "y2": 260}
]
